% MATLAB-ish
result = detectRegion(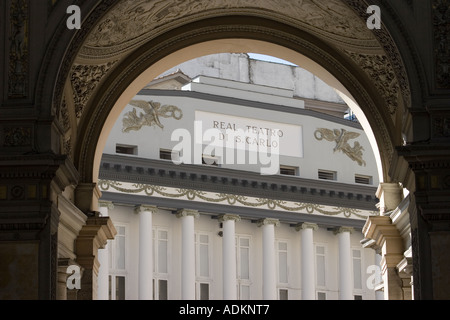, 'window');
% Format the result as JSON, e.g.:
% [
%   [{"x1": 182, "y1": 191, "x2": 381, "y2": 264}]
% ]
[
  {"x1": 196, "y1": 233, "x2": 211, "y2": 300},
  {"x1": 318, "y1": 169, "x2": 336, "y2": 181},
  {"x1": 355, "y1": 174, "x2": 372, "y2": 185},
  {"x1": 279, "y1": 289, "x2": 289, "y2": 300},
  {"x1": 153, "y1": 228, "x2": 169, "y2": 300},
  {"x1": 277, "y1": 241, "x2": 288, "y2": 284},
  {"x1": 236, "y1": 236, "x2": 251, "y2": 300},
  {"x1": 196, "y1": 233, "x2": 210, "y2": 278},
  {"x1": 354, "y1": 295, "x2": 363, "y2": 300},
  {"x1": 317, "y1": 292, "x2": 327, "y2": 300},
  {"x1": 109, "y1": 225, "x2": 127, "y2": 300},
  {"x1": 116, "y1": 144, "x2": 137, "y2": 155},
  {"x1": 160, "y1": 149, "x2": 173, "y2": 161},
  {"x1": 353, "y1": 249, "x2": 363, "y2": 290},
  {"x1": 198, "y1": 283, "x2": 210, "y2": 300},
  {"x1": 280, "y1": 165, "x2": 298, "y2": 176},
  {"x1": 316, "y1": 245, "x2": 326, "y2": 288}
]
